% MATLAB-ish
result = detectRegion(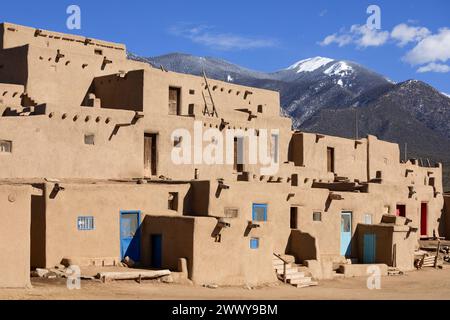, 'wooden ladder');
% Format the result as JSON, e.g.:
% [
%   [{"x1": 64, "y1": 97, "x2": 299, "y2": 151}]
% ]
[{"x1": 202, "y1": 70, "x2": 218, "y2": 118}]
